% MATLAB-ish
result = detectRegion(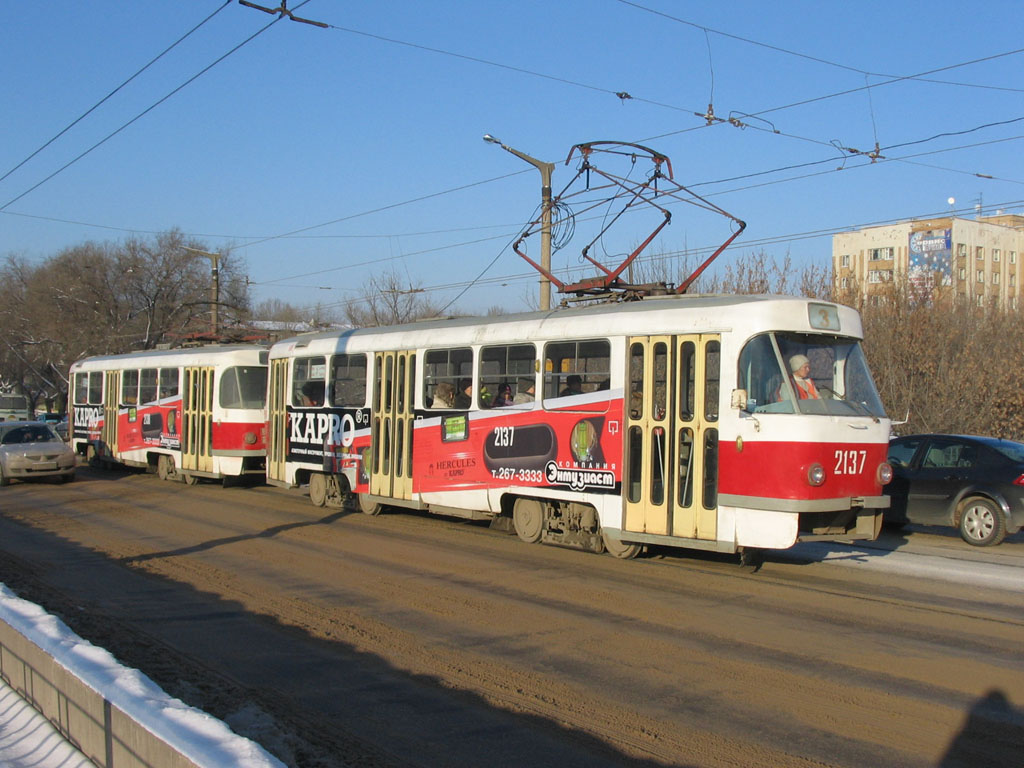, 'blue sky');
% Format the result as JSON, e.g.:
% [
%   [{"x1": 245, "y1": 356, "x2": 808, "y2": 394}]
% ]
[{"x1": 3, "y1": 0, "x2": 1022, "y2": 316}]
